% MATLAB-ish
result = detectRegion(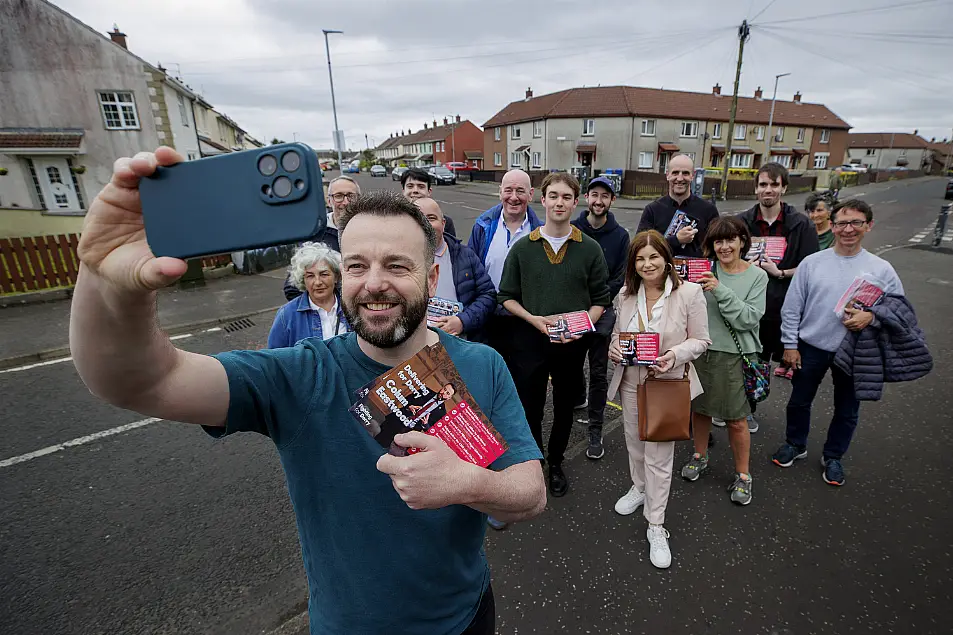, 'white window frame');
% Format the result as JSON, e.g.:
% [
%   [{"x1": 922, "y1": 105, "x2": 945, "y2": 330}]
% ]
[
  {"x1": 813, "y1": 152, "x2": 829, "y2": 169},
  {"x1": 899, "y1": 149, "x2": 907, "y2": 157},
  {"x1": 684, "y1": 152, "x2": 696, "y2": 163},
  {"x1": 641, "y1": 119, "x2": 656, "y2": 136},
  {"x1": 712, "y1": 123, "x2": 722, "y2": 139},
  {"x1": 176, "y1": 93, "x2": 189, "y2": 127},
  {"x1": 98, "y1": 91, "x2": 140, "y2": 130},
  {"x1": 533, "y1": 121, "x2": 543, "y2": 138},
  {"x1": 866, "y1": 148, "x2": 876, "y2": 156},
  {"x1": 510, "y1": 152, "x2": 522, "y2": 168},
  {"x1": 797, "y1": 127, "x2": 805, "y2": 143},
  {"x1": 771, "y1": 154, "x2": 792, "y2": 168},
  {"x1": 680, "y1": 121, "x2": 698, "y2": 138},
  {"x1": 730, "y1": 153, "x2": 752, "y2": 168},
  {"x1": 819, "y1": 129, "x2": 830, "y2": 144},
  {"x1": 494, "y1": 152, "x2": 502, "y2": 167},
  {"x1": 583, "y1": 119, "x2": 595, "y2": 136},
  {"x1": 734, "y1": 125, "x2": 746, "y2": 140},
  {"x1": 532, "y1": 151, "x2": 541, "y2": 168},
  {"x1": 775, "y1": 126, "x2": 784, "y2": 142},
  {"x1": 511, "y1": 126, "x2": 521, "y2": 140},
  {"x1": 755, "y1": 126, "x2": 765, "y2": 141},
  {"x1": 638, "y1": 151, "x2": 654, "y2": 169},
  {"x1": 494, "y1": 127, "x2": 501, "y2": 141}
]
